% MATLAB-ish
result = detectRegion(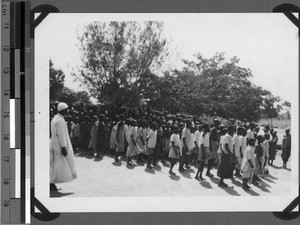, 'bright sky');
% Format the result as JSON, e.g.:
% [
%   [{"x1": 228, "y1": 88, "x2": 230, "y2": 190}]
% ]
[{"x1": 37, "y1": 13, "x2": 298, "y2": 103}]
